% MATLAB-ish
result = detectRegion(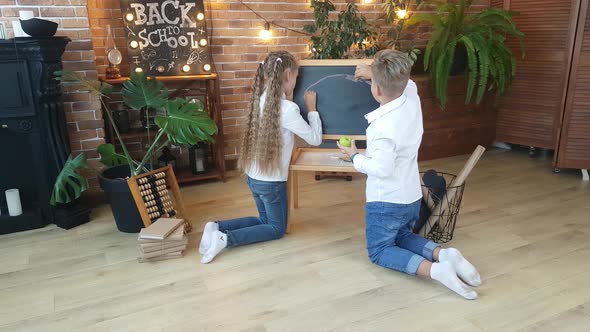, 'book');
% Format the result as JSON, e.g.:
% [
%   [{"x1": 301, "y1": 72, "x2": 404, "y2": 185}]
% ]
[
  {"x1": 140, "y1": 240, "x2": 188, "y2": 253},
  {"x1": 138, "y1": 225, "x2": 185, "y2": 243},
  {"x1": 138, "y1": 218, "x2": 184, "y2": 240},
  {"x1": 140, "y1": 244, "x2": 187, "y2": 259}
]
